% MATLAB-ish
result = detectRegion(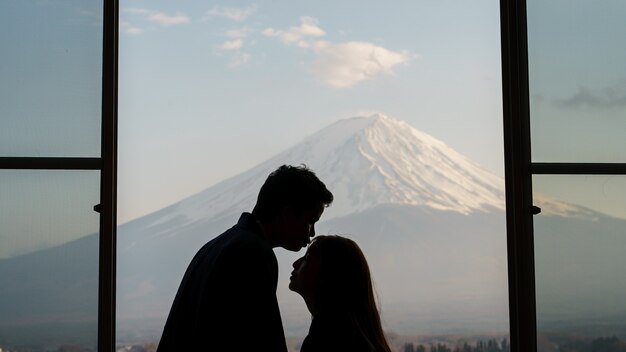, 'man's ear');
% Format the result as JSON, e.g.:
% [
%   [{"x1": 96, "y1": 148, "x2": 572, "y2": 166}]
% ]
[
  {"x1": 272, "y1": 206, "x2": 290, "y2": 224},
  {"x1": 279, "y1": 206, "x2": 295, "y2": 219}
]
